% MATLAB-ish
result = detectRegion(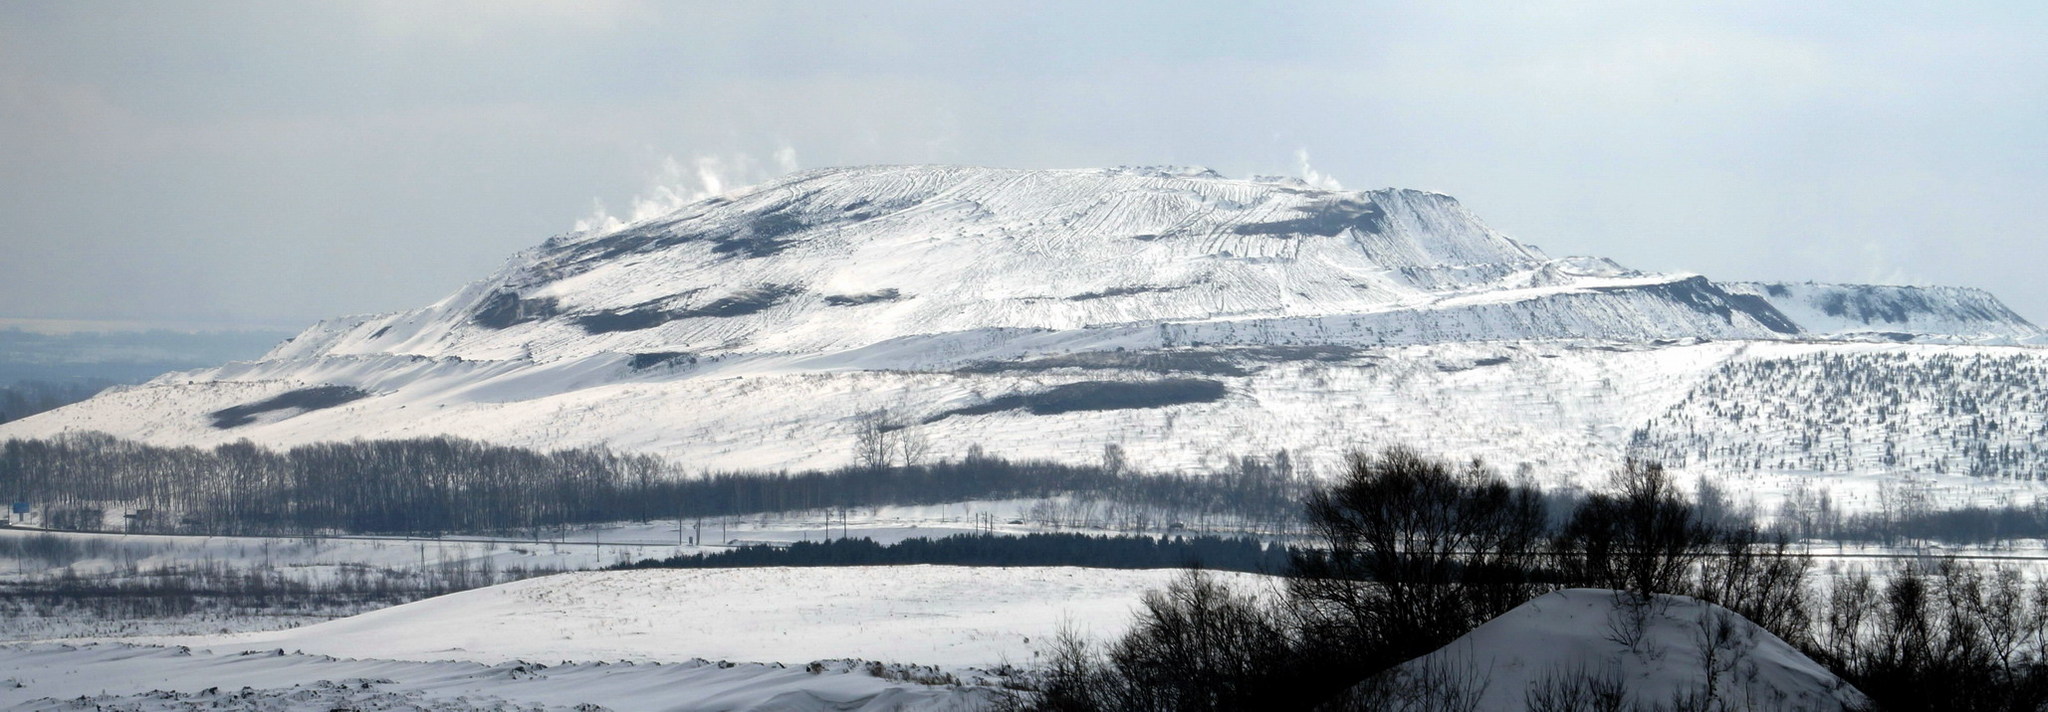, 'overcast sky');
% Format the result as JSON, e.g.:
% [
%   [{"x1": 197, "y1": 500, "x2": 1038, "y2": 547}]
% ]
[{"x1": 3, "y1": 1, "x2": 2045, "y2": 329}]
